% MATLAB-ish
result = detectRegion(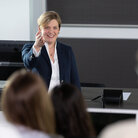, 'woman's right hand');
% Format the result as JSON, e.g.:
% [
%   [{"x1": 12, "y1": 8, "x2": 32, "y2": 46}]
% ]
[{"x1": 34, "y1": 31, "x2": 44, "y2": 51}]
